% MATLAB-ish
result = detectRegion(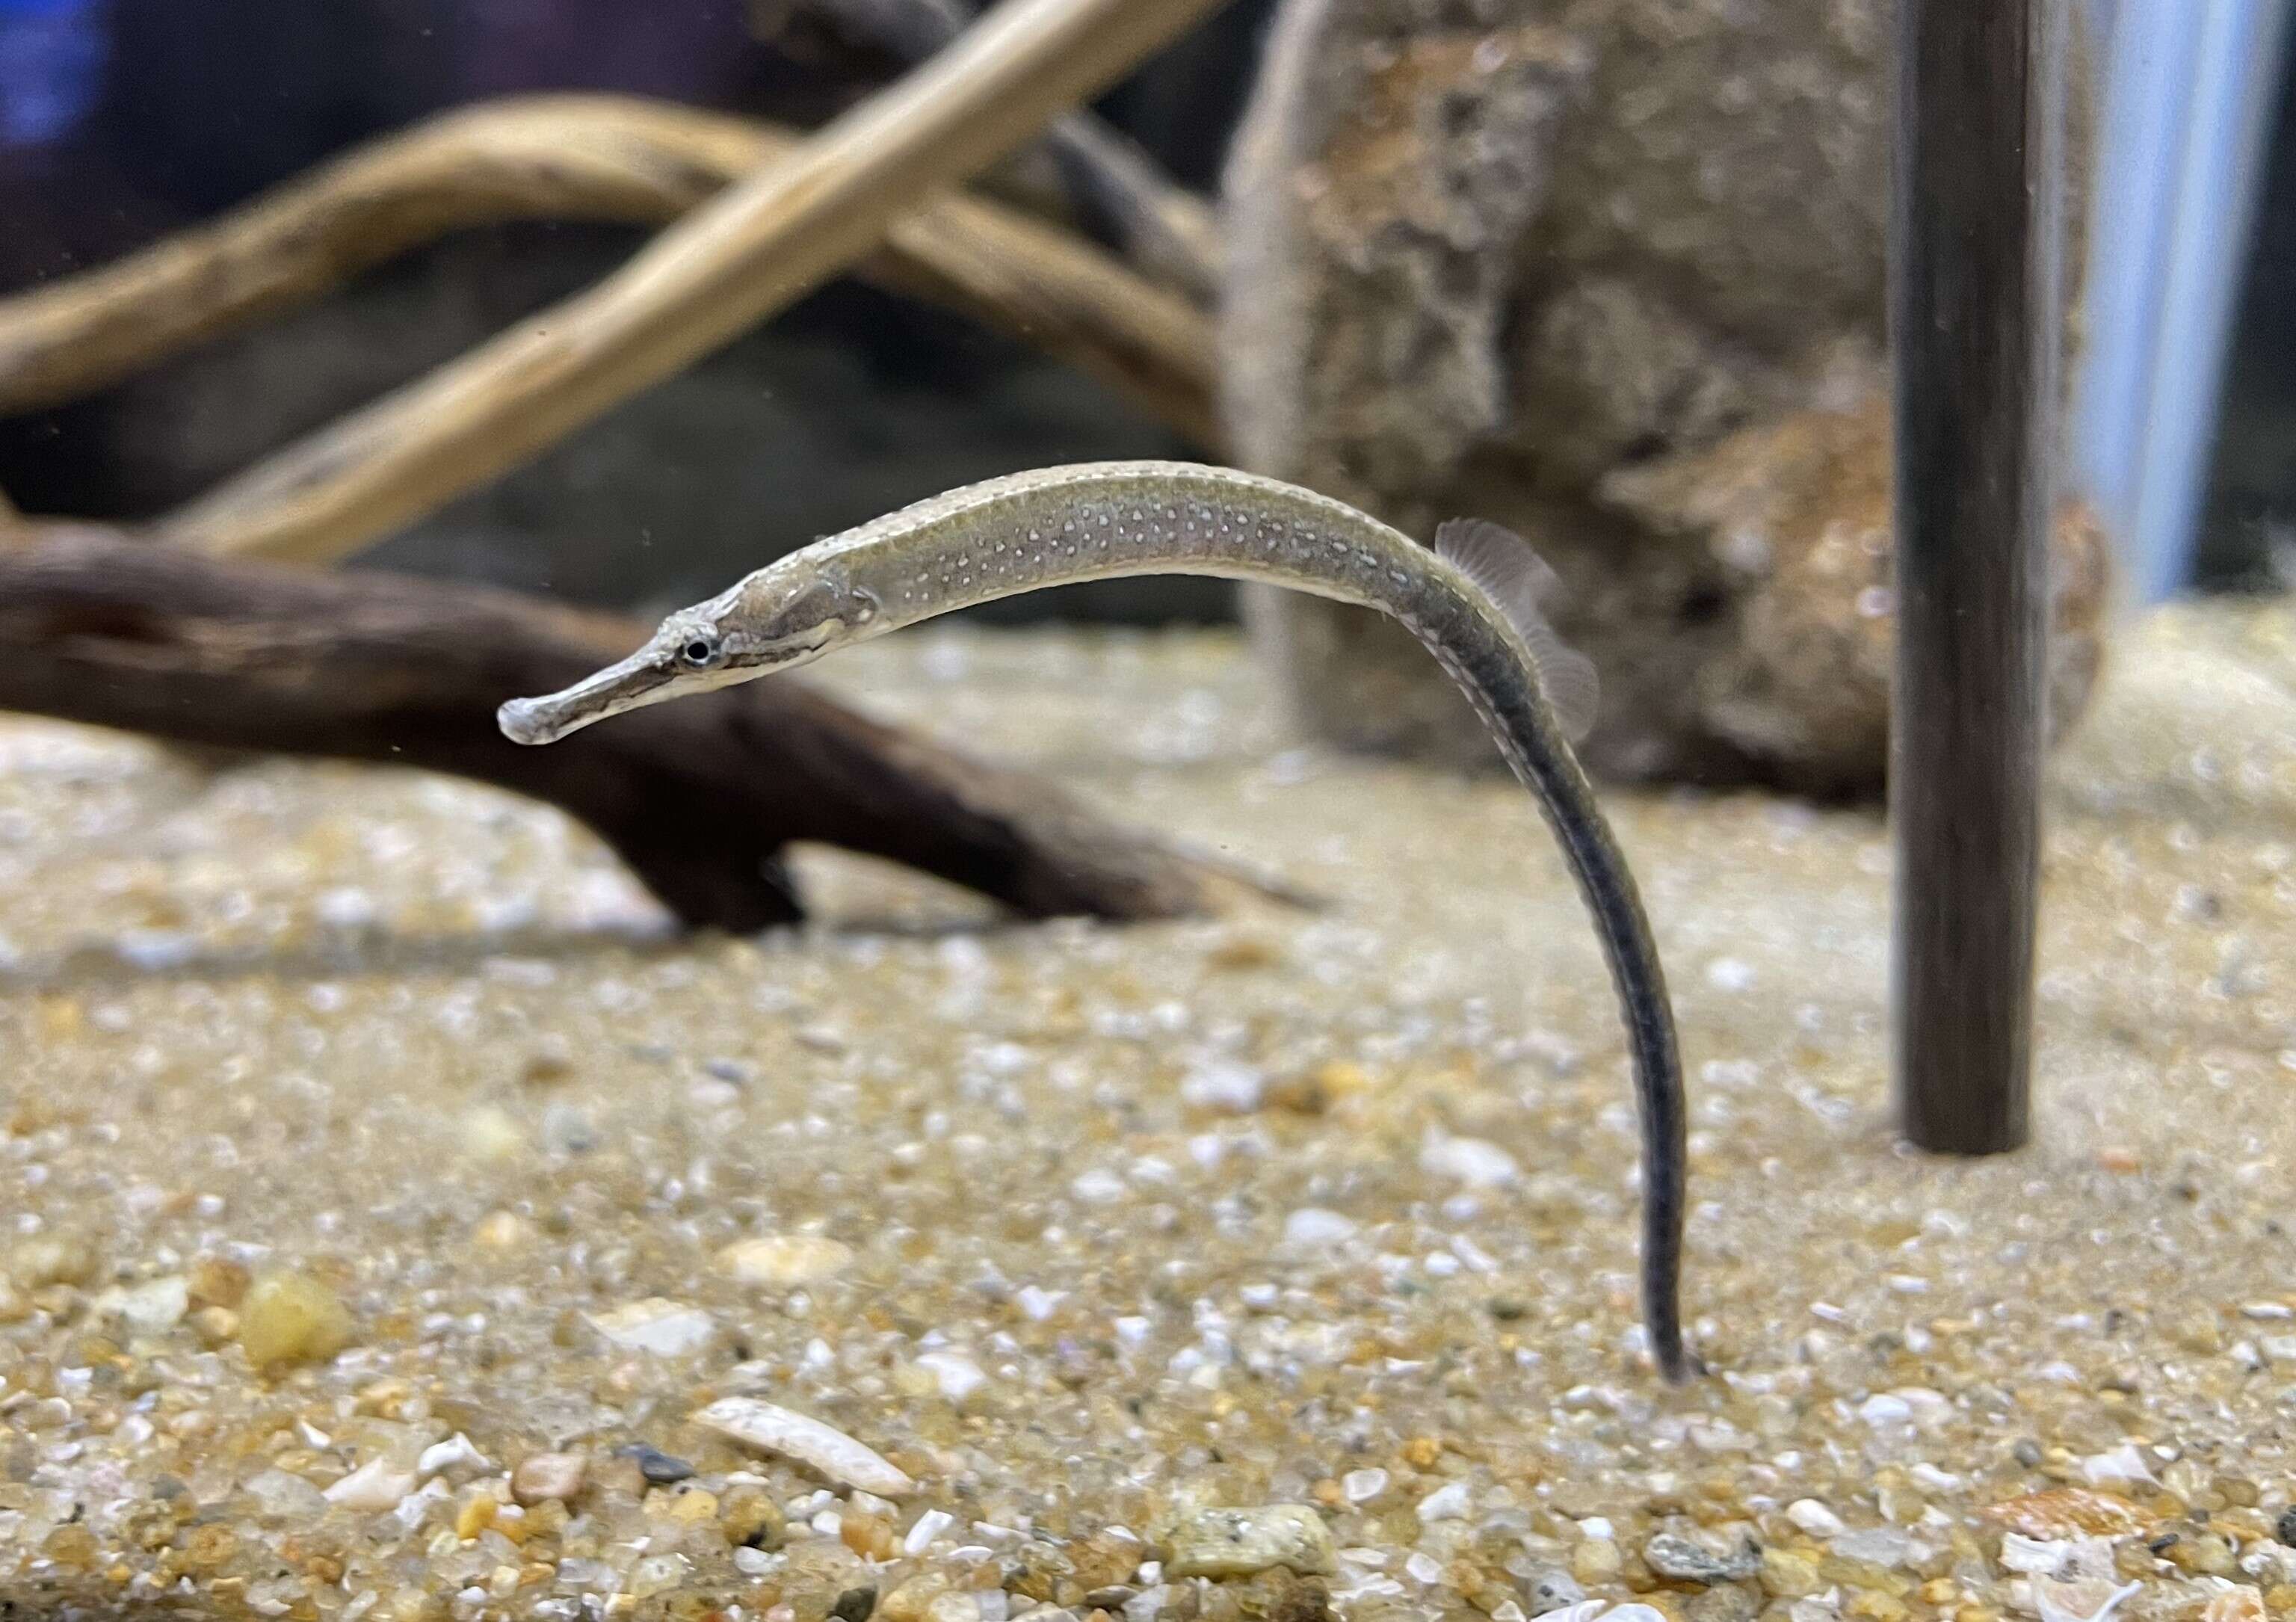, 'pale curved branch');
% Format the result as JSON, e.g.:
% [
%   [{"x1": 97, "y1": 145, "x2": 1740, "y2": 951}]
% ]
[
  {"x1": 806, "y1": 0, "x2": 1222, "y2": 299},
  {"x1": 0, "y1": 94, "x2": 1215, "y2": 444},
  {"x1": 149, "y1": 0, "x2": 1235, "y2": 566}
]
